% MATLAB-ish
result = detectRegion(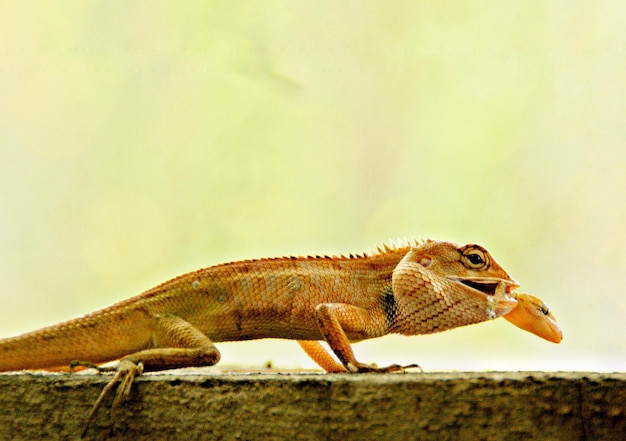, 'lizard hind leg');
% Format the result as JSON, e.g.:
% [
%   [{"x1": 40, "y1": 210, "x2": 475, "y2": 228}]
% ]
[{"x1": 81, "y1": 313, "x2": 221, "y2": 437}]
